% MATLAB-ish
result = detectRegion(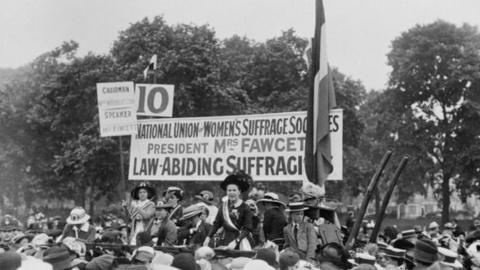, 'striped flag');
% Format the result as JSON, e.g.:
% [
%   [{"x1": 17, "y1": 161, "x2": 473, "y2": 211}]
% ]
[
  {"x1": 304, "y1": 0, "x2": 336, "y2": 187},
  {"x1": 143, "y1": 54, "x2": 157, "y2": 79}
]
